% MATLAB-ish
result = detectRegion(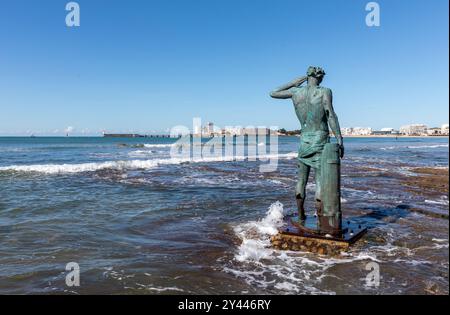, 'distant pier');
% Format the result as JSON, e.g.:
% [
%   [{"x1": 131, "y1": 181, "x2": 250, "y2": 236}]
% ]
[{"x1": 103, "y1": 133, "x2": 175, "y2": 138}]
